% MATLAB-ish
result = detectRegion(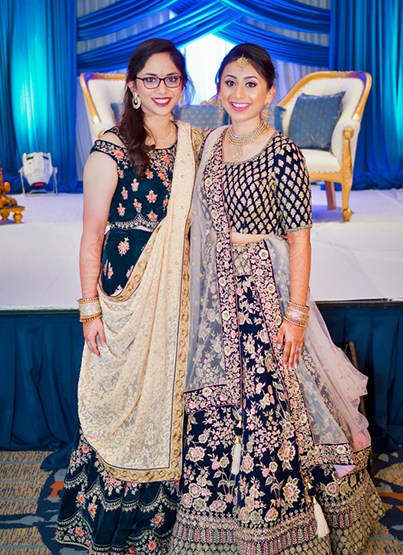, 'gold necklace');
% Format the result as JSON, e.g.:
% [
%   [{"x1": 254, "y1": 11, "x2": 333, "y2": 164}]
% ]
[
  {"x1": 150, "y1": 122, "x2": 174, "y2": 143},
  {"x1": 227, "y1": 120, "x2": 270, "y2": 161}
]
